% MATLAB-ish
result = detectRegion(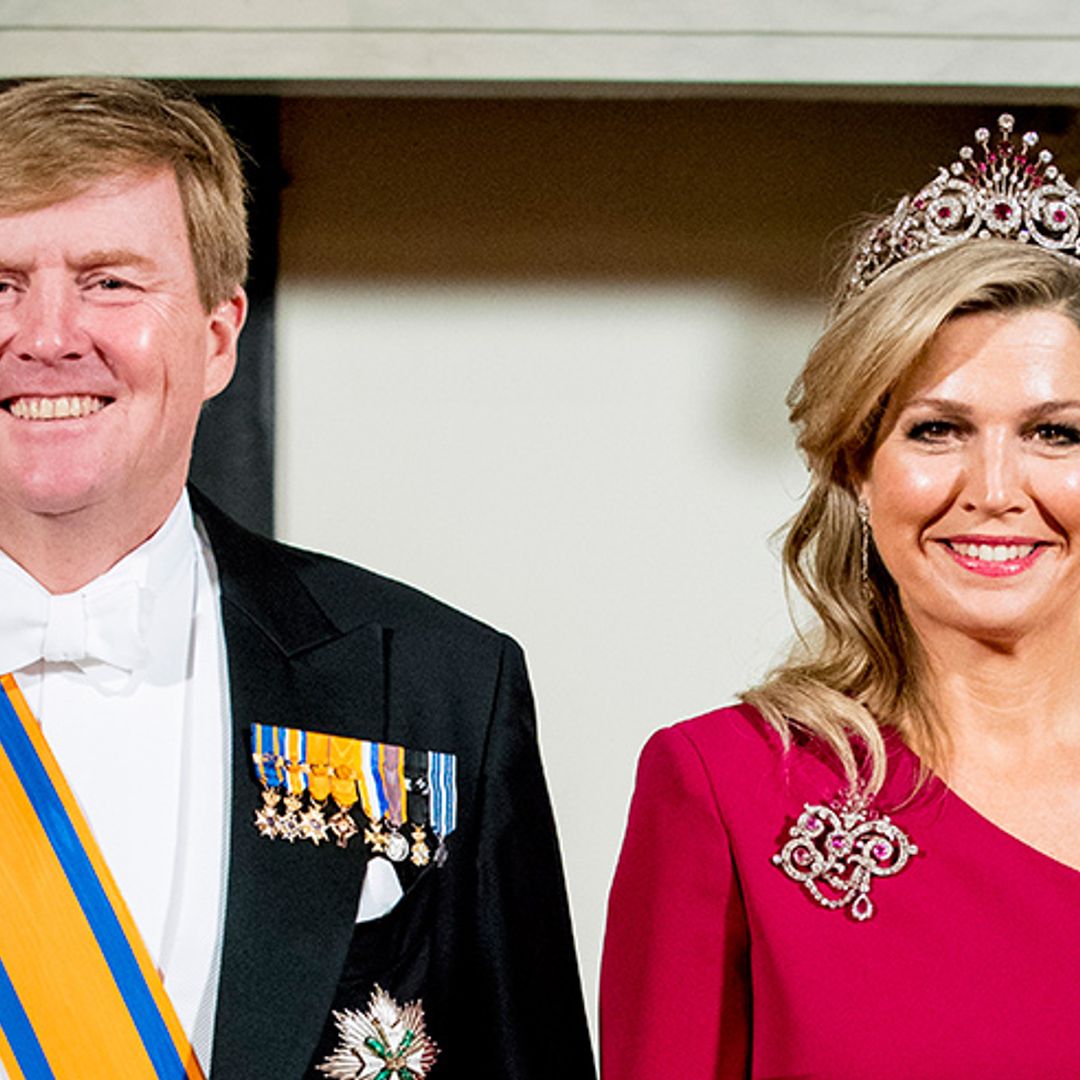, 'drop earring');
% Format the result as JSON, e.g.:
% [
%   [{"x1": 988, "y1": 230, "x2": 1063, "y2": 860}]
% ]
[{"x1": 857, "y1": 500, "x2": 872, "y2": 604}]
